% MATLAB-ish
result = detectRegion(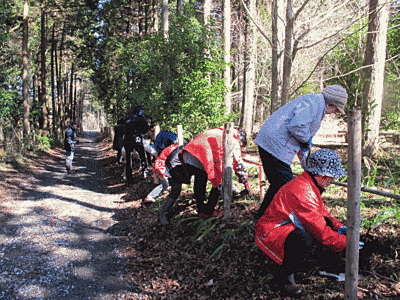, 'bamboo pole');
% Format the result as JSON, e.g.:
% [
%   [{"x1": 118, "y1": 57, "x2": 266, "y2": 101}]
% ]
[
  {"x1": 222, "y1": 123, "x2": 233, "y2": 218},
  {"x1": 345, "y1": 109, "x2": 362, "y2": 300},
  {"x1": 333, "y1": 181, "x2": 400, "y2": 201}
]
